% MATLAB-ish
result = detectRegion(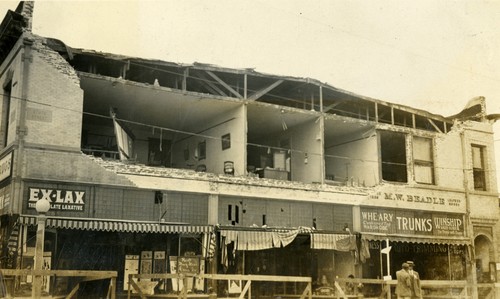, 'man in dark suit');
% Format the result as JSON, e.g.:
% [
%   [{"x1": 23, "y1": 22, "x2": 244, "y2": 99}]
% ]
[
  {"x1": 395, "y1": 262, "x2": 412, "y2": 299},
  {"x1": 407, "y1": 261, "x2": 422, "y2": 299}
]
